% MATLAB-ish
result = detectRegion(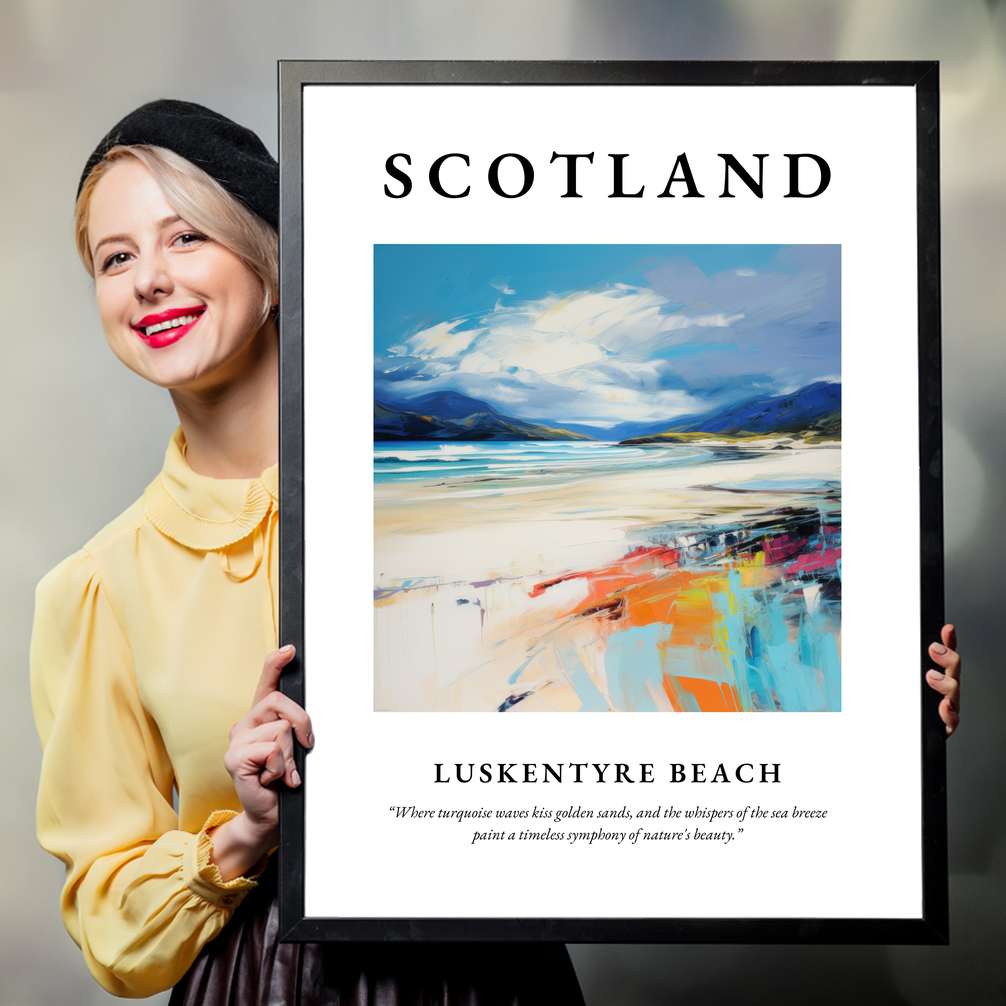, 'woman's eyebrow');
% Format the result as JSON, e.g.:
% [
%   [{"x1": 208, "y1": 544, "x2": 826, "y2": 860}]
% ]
[
  {"x1": 92, "y1": 216, "x2": 185, "y2": 257},
  {"x1": 92, "y1": 232, "x2": 133, "y2": 256}
]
